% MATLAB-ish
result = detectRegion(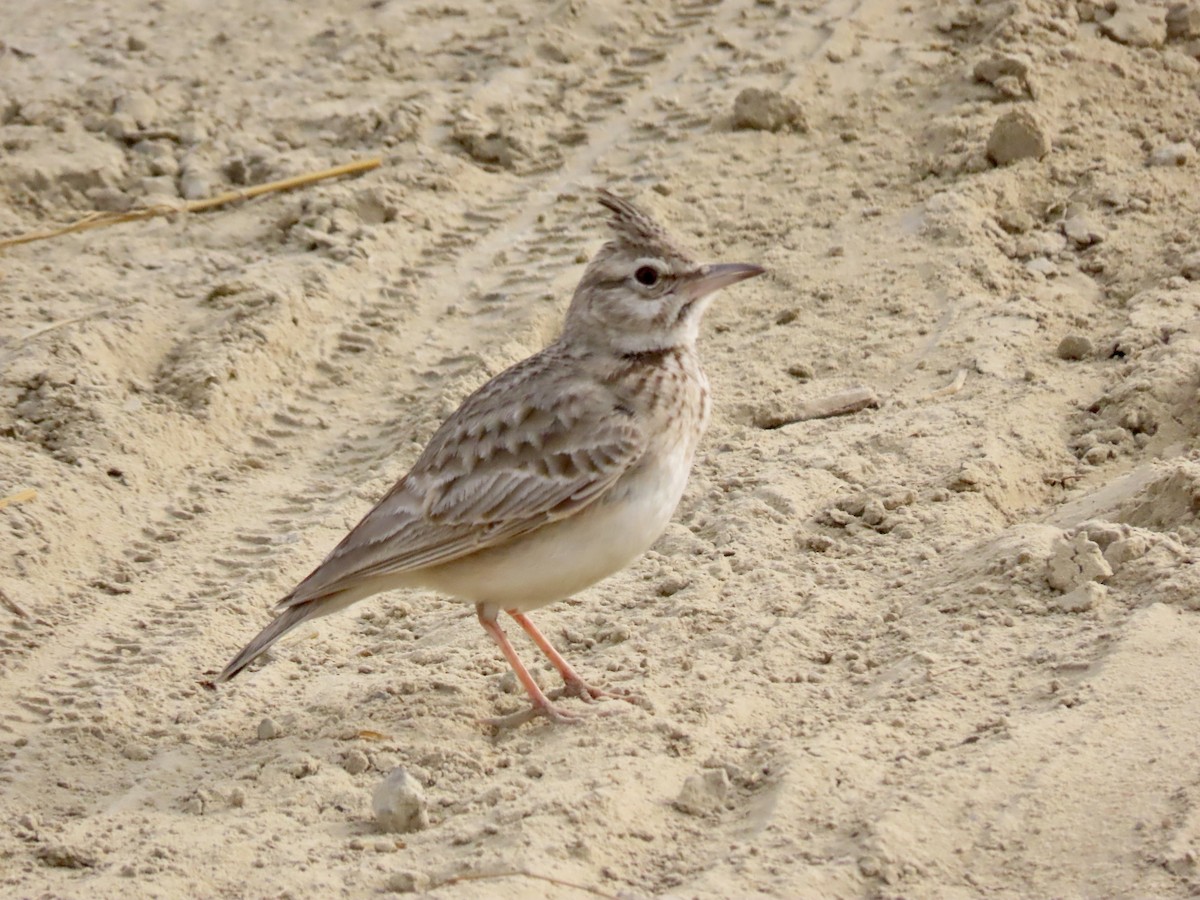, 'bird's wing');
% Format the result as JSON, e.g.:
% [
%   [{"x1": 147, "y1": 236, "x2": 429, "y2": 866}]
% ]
[{"x1": 277, "y1": 354, "x2": 644, "y2": 609}]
